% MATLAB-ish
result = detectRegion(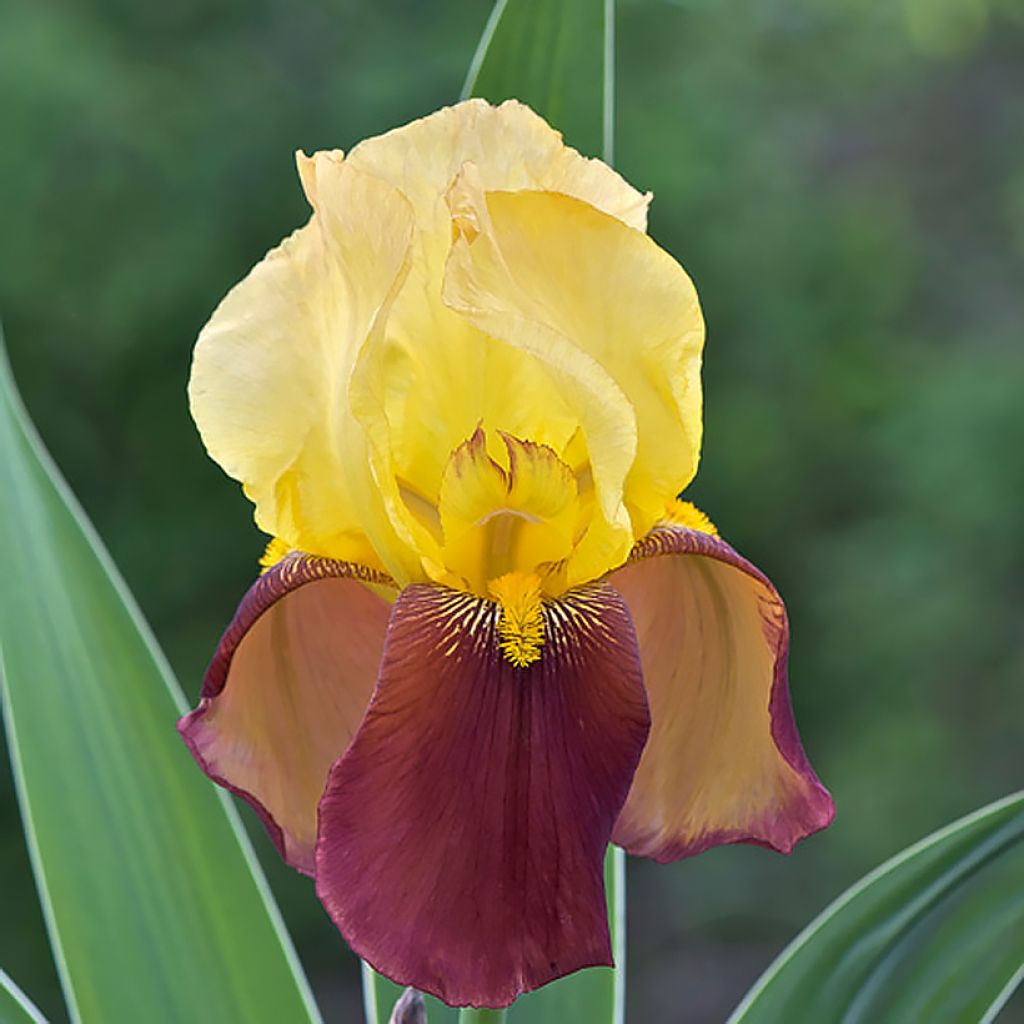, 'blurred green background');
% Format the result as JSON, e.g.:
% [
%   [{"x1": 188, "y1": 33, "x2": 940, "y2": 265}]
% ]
[{"x1": 2, "y1": 0, "x2": 1022, "y2": 1020}]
